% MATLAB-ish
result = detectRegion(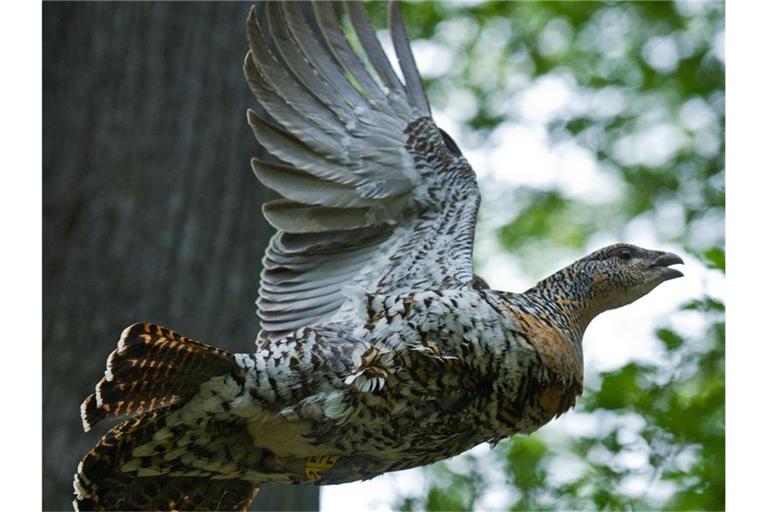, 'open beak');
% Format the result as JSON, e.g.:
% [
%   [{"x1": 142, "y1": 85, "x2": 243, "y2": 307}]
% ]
[{"x1": 650, "y1": 251, "x2": 684, "y2": 280}]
